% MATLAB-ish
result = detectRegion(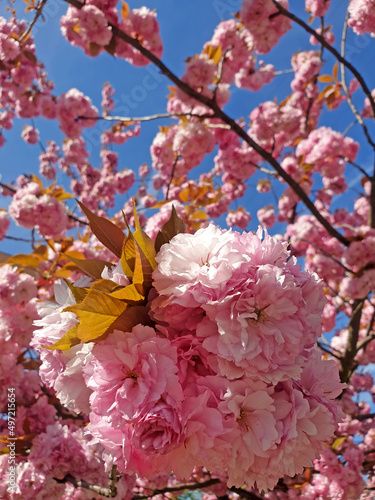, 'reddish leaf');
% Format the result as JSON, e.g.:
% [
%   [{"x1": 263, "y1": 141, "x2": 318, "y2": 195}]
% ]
[{"x1": 77, "y1": 200, "x2": 125, "y2": 258}]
